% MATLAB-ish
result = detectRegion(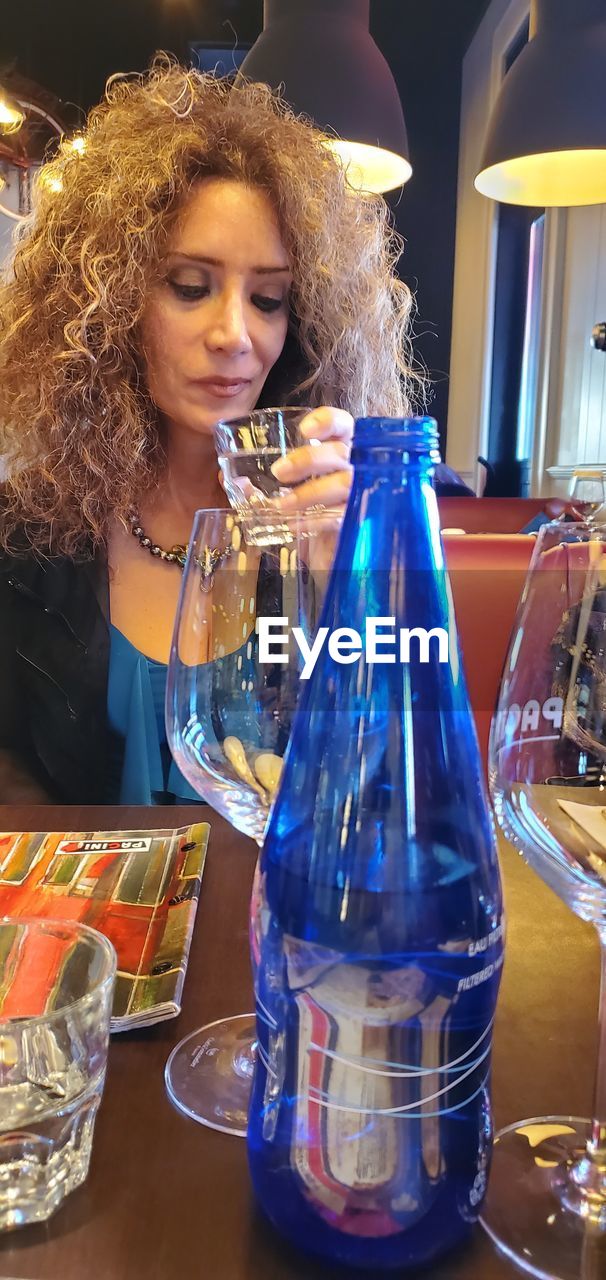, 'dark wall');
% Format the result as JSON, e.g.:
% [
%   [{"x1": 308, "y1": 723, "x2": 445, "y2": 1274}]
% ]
[
  {"x1": 1, "y1": 0, "x2": 488, "y2": 442},
  {"x1": 373, "y1": 1, "x2": 488, "y2": 435},
  {"x1": 1, "y1": 0, "x2": 261, "y2": 114}
]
